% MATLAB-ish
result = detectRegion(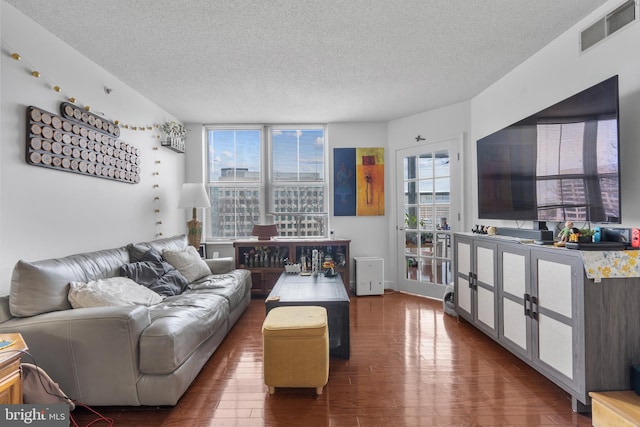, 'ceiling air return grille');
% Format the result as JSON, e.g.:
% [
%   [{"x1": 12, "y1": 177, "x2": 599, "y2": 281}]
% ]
[{"x1": 580, "y1": 0, "x2": 637, "y2": 52}]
